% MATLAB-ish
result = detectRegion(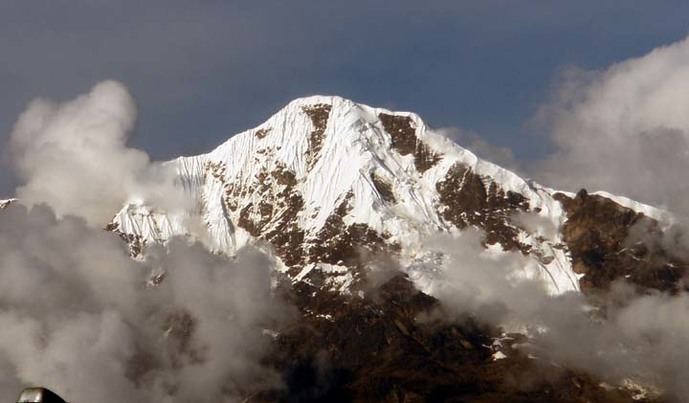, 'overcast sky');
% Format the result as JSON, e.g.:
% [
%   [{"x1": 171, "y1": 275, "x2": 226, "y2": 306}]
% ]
[{"x1": 1, "y1": 1, "x2": 688, "y2": 194}]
